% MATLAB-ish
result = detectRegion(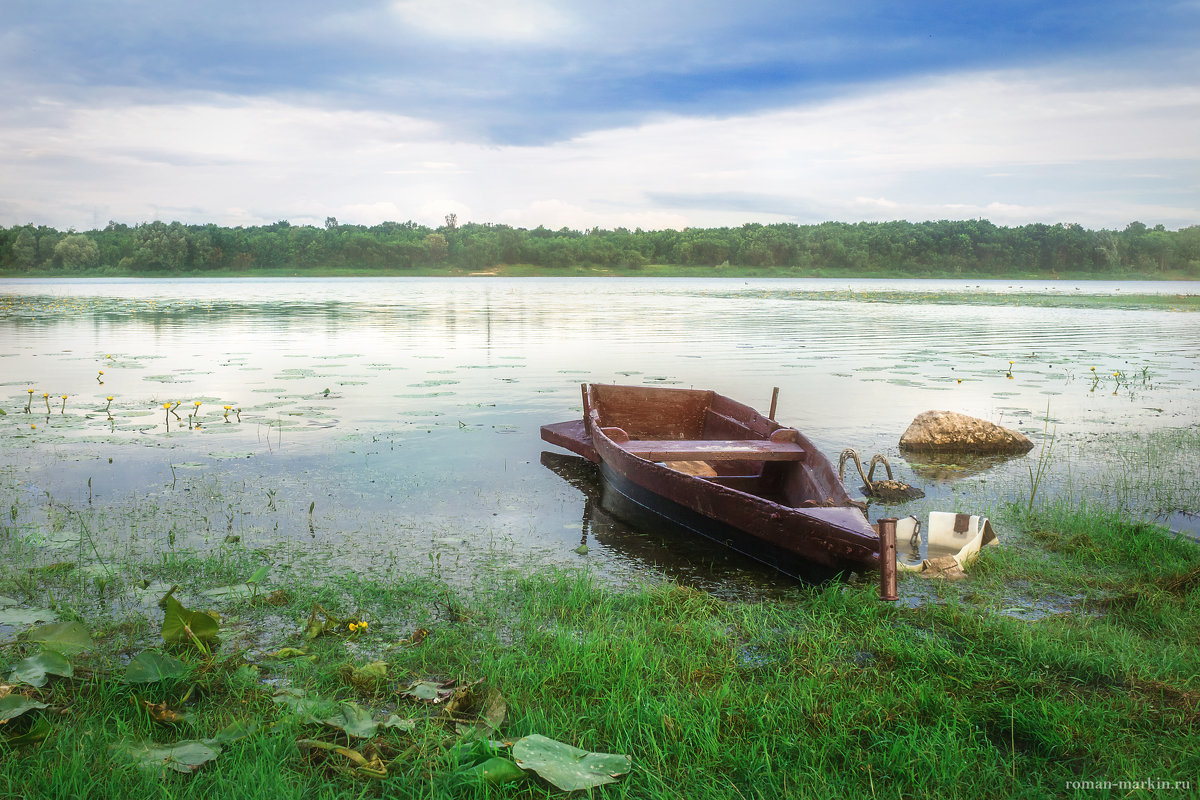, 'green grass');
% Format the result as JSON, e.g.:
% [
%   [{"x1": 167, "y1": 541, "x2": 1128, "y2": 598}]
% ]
[{"x1": 2, "y1": 498, "x2": 1199, "y2": 799}]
